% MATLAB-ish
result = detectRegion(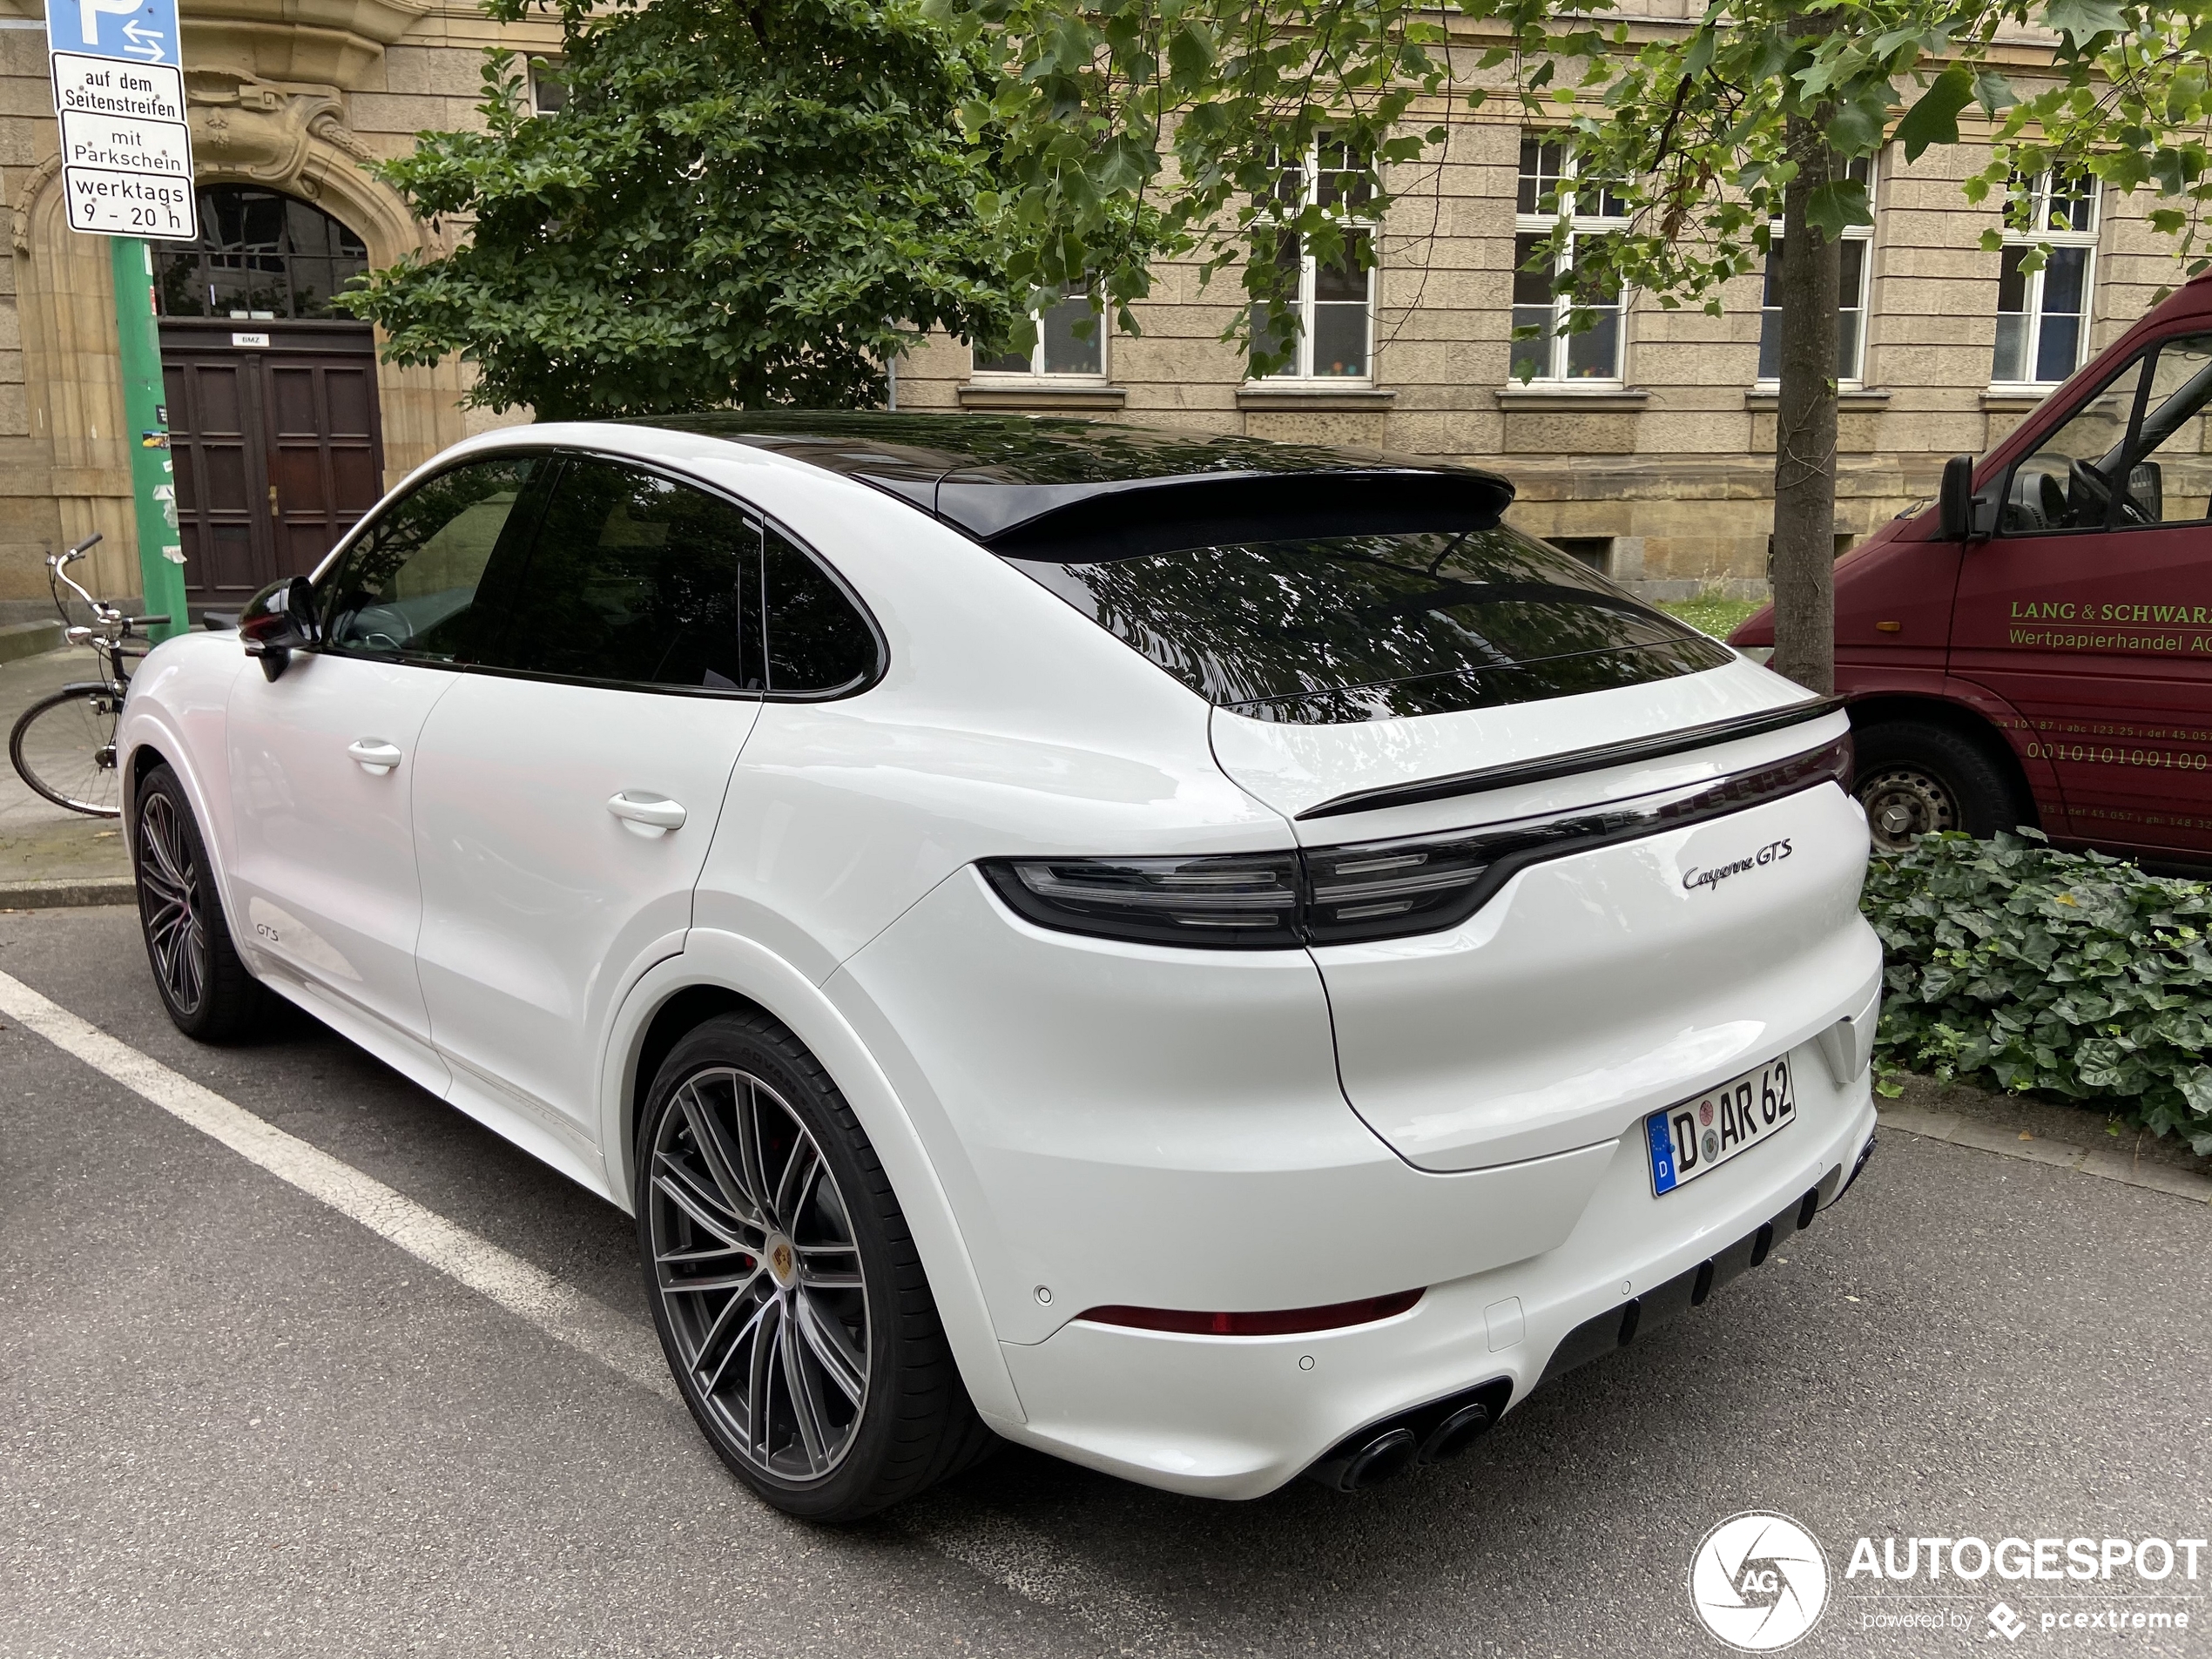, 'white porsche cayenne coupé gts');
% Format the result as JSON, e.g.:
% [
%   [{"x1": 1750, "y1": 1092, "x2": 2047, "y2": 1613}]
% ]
[{"x1": 117, "y1": 414, "x2": 1880, "y2": 1520}]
